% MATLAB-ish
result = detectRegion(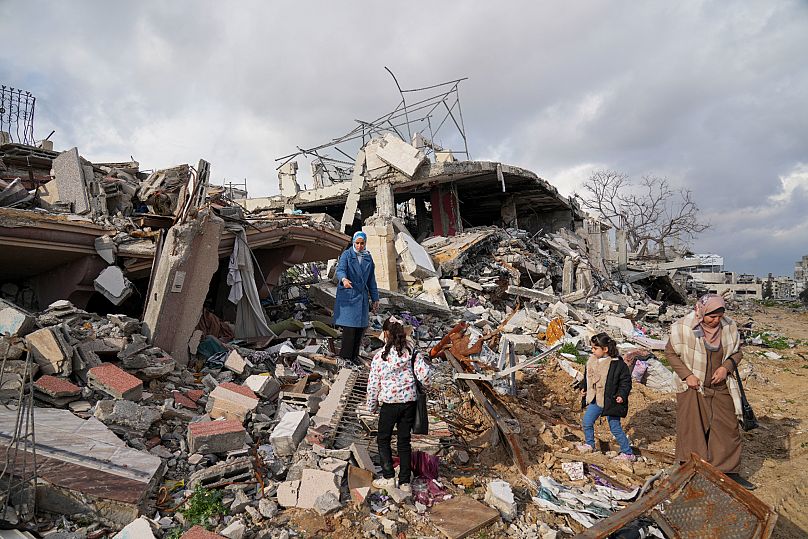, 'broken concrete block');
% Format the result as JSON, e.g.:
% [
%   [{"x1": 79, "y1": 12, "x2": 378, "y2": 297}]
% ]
[
  {"x1": 258, "y1": 498, "x2": 279, "y2": 519},
  {"x1": 395, "y1": 232, "x2": 438, "y2": 279},
  {"x1": 314, "y1": 491, "x2": 342, "y2": 515},
  {"x1": 350, "y1": 443, "x2": 376, "y2": 472},
  {"x1": 0, "y1": 337, "x2": 25, "y2": 361},
  {"x1": 276, "y1": 480, "x2": 300, "y2": 508},
  {"x1": 43, "y1": 147, "x2": 91, "y2": 214},
  {"x1": 94, "y1": 266, "x2": 134, "y2": 306},
  {"x1": 364, "y1": 138, "x2": 392, "y2": 179},
  {"x1": 25, "y1": 327, "x2": 72, "y2": 376},
  {"x1": 605, "y1": 315, "x2": 635, "y2": 337},
  {"x1": 318, "y1": 457, "x2": 349, "y2": 478},
  {"x1": 224, "y1": 349, "x2": 250, "y2": 374},
  {"x1": 484, "y1": 479, "x2": 517, "y2": 521},
  {"x1": 188, "y1": 456, "x2": 254, "y2": 490},
  {"x1": 188, "y1": 419, "x2": 247, "y2": 454},
  {"x1": 113, "y1": 516, "x2": 157, "y2": 539},
  {"x1": 34, "y1": 375, "x2": 81, "y2": 406},
  {"x1": 243, "y1": 374, "x2": 280, "y2": 400},
  {"x1": 220, "y1": 519, "x2": 245, "y2": 539},
  {"x1": 278, "y1": 161, "x2": 300, "y2": 197},
  {"x1": 502, "y1": 334, "x2": 537, "y2": 355},
  {"x1": 506, "y1": 285, "x2": 556, "y2": 303},
  {"x1": 94, "y1": 399, "x2": 161, "y2": 435},
  {"x1": 416, "y1": 276, "x2": 449, "y2": 309},
  {"x1": 269, "y1": 409, "x2": 310, "y2": 456},
  {"x1": 88, "y1": 362, "x2": 143, "y2": 400},
  {"x1": 376, "y1": 133, "x2": 426, "y2": 177},
  {"x1": 95, "y1": 235, "x2": 117, "y2": 264},
  {"x1": 75, "y1": 338, "x2": 125, "y2": 374},
  {"x1": 0, "y1": 302, "x2": 36, "y2": 337},
  {"x1": 207, "y1": 382, "x2": 259, "y2": 422},
  {"x1": 296, "y1": 468, "x2": 340, "y2": 510}
]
